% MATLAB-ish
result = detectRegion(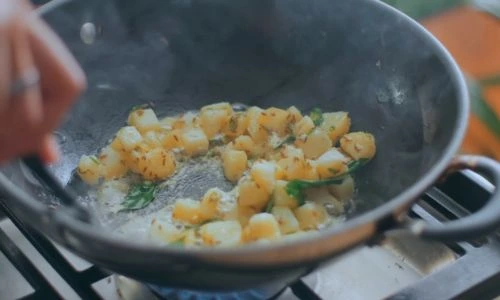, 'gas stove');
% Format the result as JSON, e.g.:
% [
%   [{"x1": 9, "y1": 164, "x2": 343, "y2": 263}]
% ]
[{"x1": 1, "y1": 170, "x2": 499, "y2": 300}]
